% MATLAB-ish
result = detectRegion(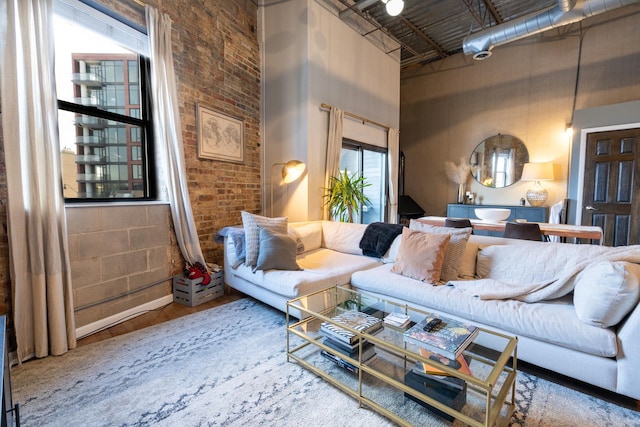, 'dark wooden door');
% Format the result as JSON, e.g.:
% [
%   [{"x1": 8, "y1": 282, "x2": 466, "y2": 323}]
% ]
[{"x1": 582, "y1": 128, "x2": 640, "y2": 246}]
